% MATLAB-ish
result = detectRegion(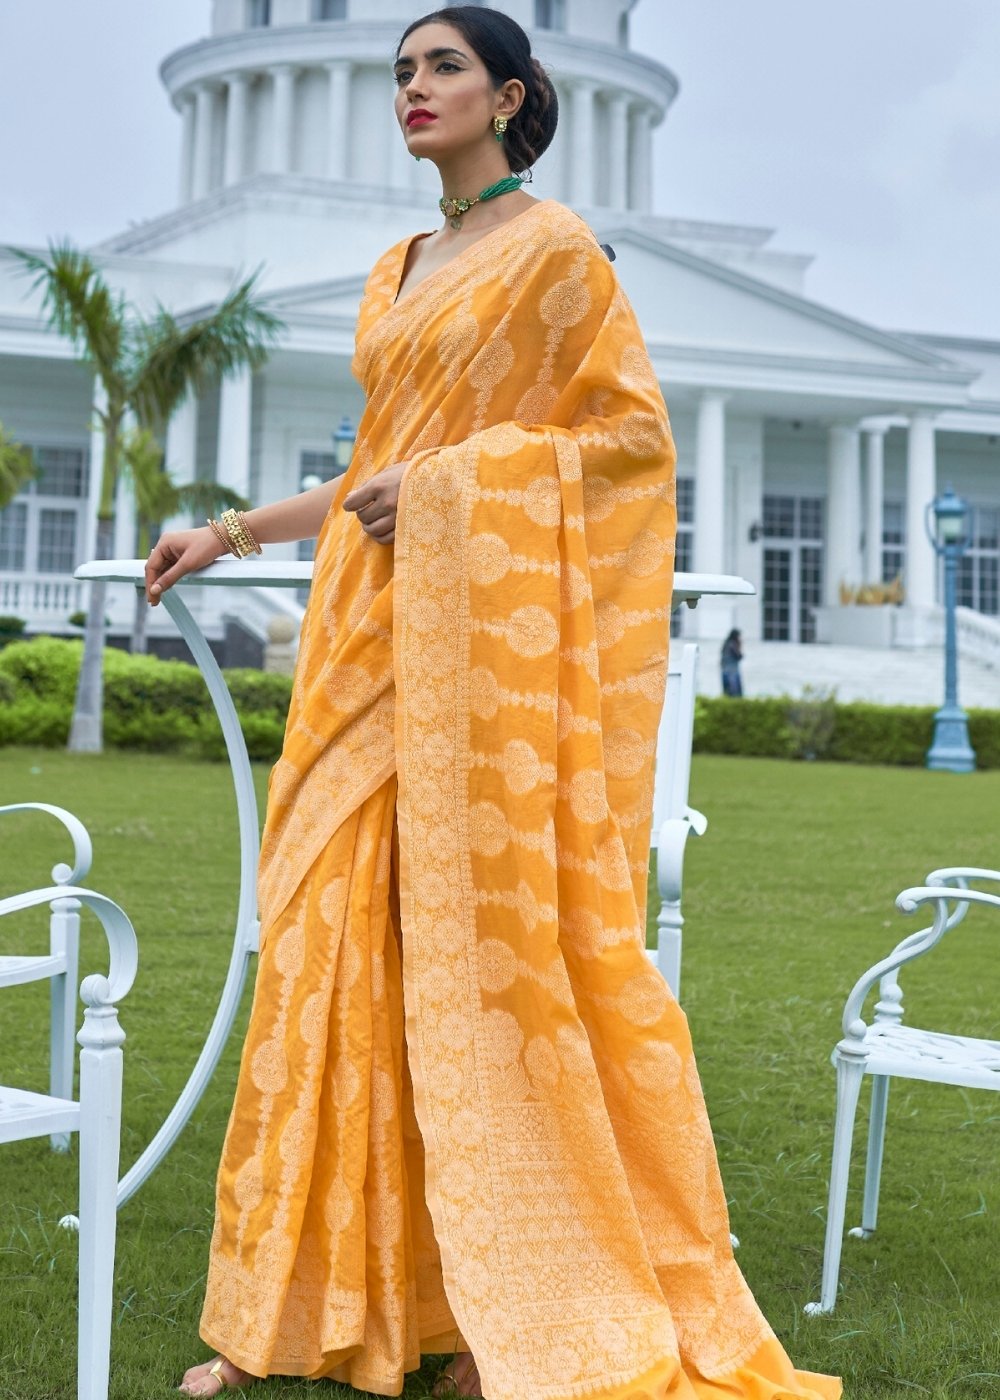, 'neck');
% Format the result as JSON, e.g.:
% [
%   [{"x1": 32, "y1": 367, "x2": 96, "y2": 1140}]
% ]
[{"x1": 433, "y1": 149, "x2": 516, "y2": 232}]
